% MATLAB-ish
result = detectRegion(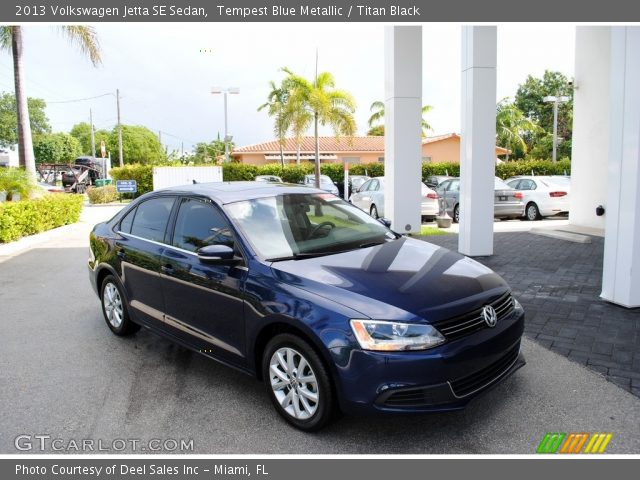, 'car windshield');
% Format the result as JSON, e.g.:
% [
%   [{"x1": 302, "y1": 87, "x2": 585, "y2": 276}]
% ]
[
  {"x1": 224, "y1": 193, "x2": 397, "y2": 261},
  {"x1": 306, "y1": 175, "x2": 333, "y2": 185},
  {"x1": 494, "y1": 178, "x2": 512, "y2": 190}
]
